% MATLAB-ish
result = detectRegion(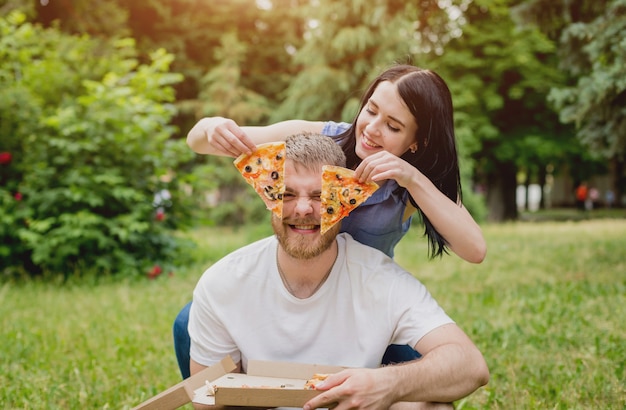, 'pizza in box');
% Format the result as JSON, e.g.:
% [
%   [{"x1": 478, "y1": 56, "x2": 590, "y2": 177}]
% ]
[{"x1": 193, "y1": 372, "x2": 330, "y2": 407}]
